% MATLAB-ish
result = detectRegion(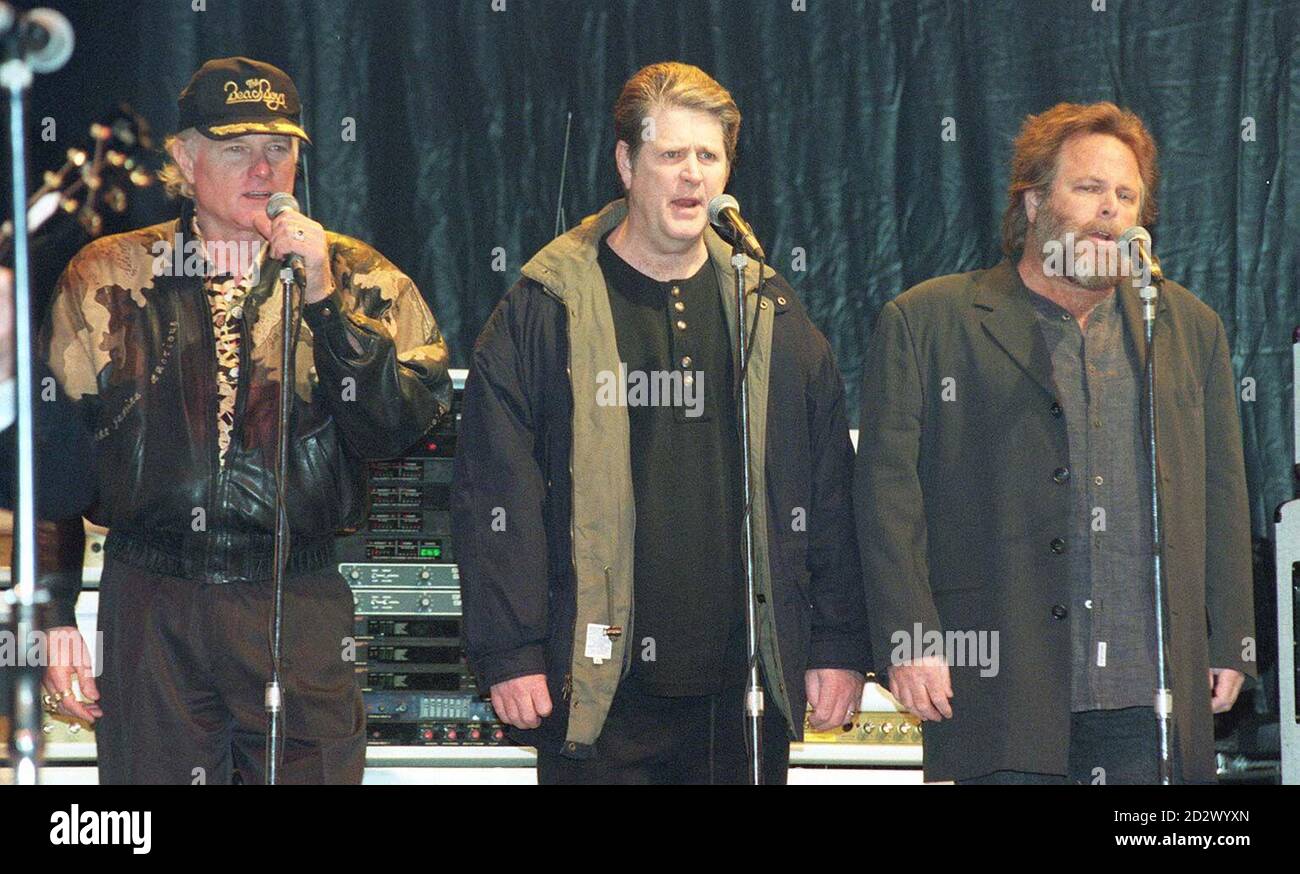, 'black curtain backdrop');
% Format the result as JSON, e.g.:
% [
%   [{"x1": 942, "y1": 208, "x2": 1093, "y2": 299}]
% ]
[{"x1": 29, "y1": 0, "x2": 1300, "y2": 540}]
